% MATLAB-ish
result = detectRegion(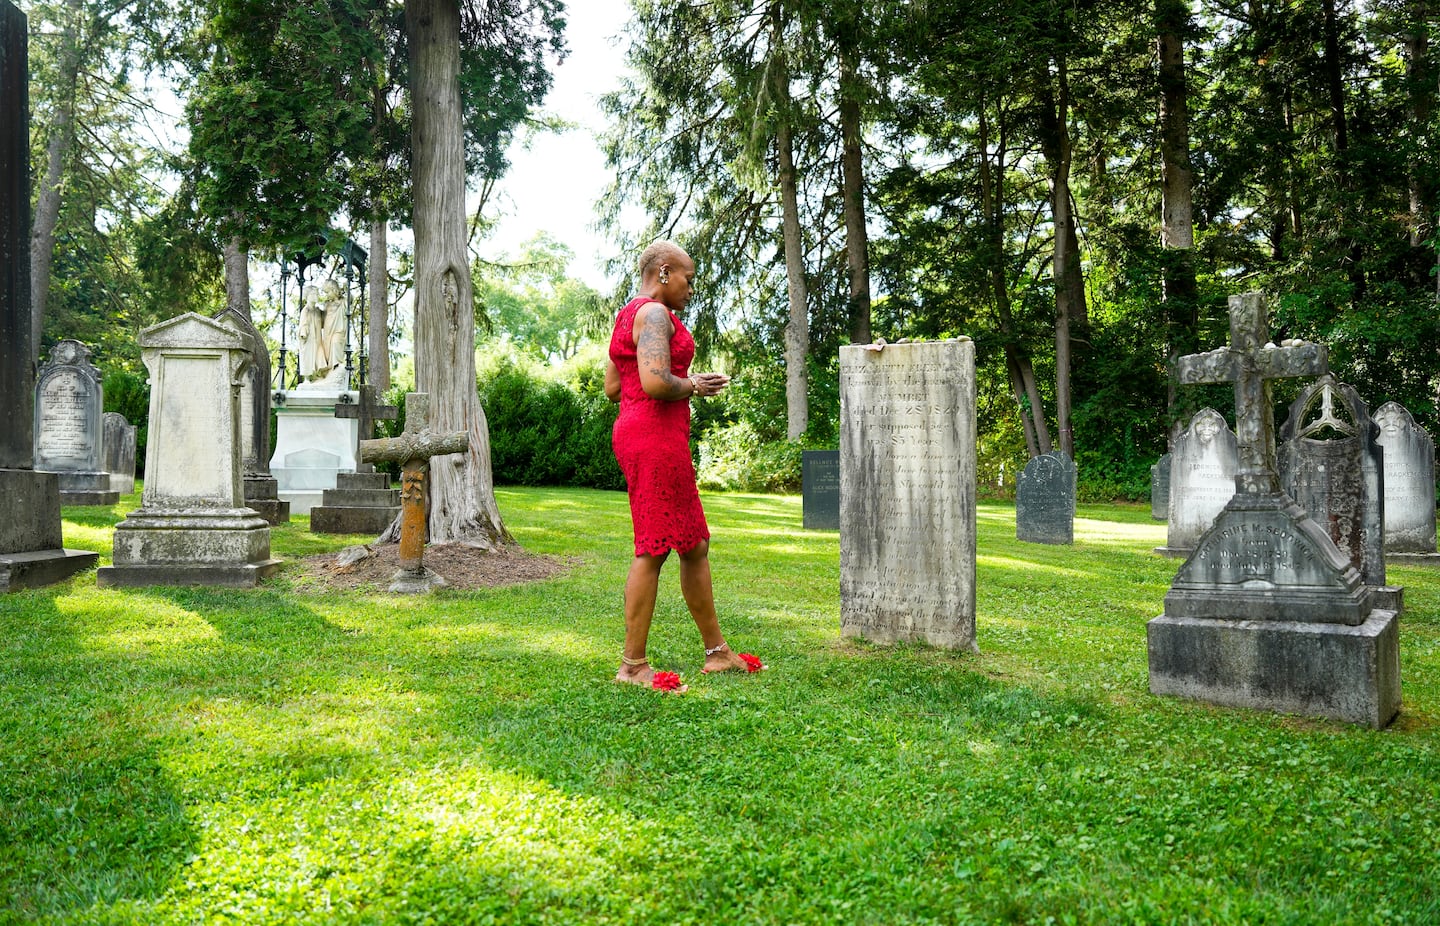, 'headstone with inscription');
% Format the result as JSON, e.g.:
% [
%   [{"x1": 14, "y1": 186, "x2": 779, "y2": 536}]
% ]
[
  {"x1": 1373, "y1": 401, "x2": 1437, "y2": 555},
  {"x1": 1157, "y1": 409, "x2": 1237, "y2": 556},
  {"x1": 0, "y1": 1, "x2": 97, "y2": 590},
  {"x1": 839, "y1": 339, "x2": 977, "y2": 650},
  {"x1": 1150, "y1": 452, "x2": 1171, "y2": 521},
  {"x1": 215, "y1": 307, "x2": 289, "y2": 525},
  {"x1": 1016, "y1": 451, "x2": 1075, "y2": 544},
  {"x1": 1278, "y1": 375, "x2": 1385, "y2": 586},
  {"x1": 1148, "y1": 293, "x2": 1401, "y2": 728},
  {"x1": 102, "y1": 412, "x2": 136, "y2": 495},
  {"x1": 97, "y1": 313, "x2": 280, "y2": 588},
  {"x1": 34, "y1": 339, "x2": 119, "y2": 505},
  {"x1": 802, "y1": 449, "x2": 840, "y2": 530}
]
